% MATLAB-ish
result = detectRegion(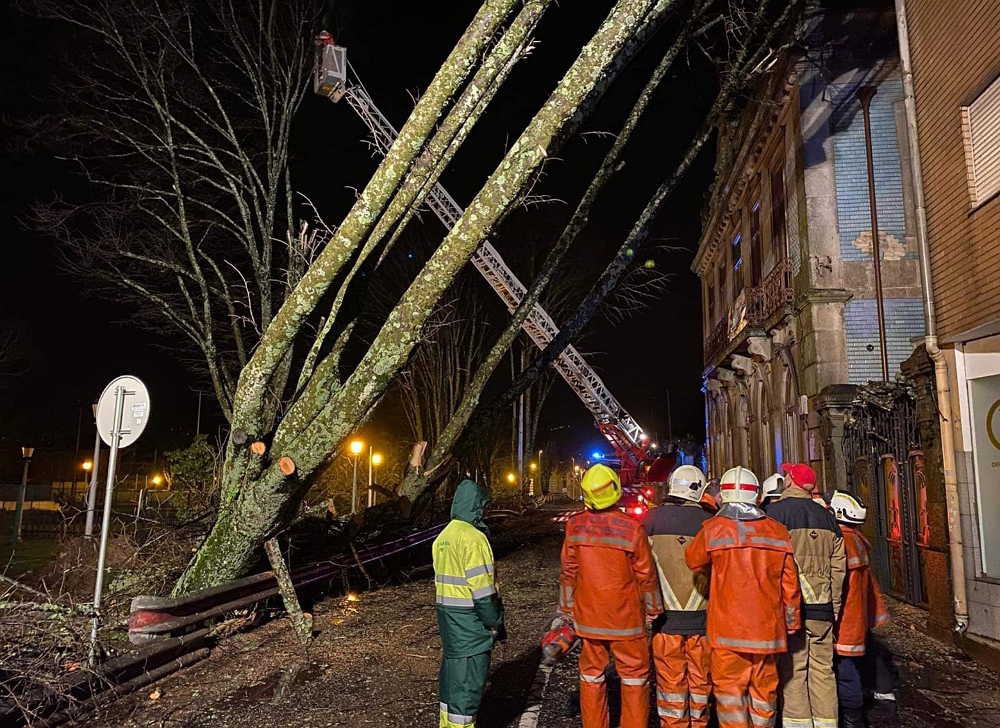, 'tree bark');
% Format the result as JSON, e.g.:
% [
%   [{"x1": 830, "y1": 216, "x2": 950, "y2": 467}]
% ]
[
  {"x1": 174, "y1": 0, "x2": 674, "y2": 595},
  {"x1": 264, "y1": 537, "x2": 313, "y2": 645}
]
